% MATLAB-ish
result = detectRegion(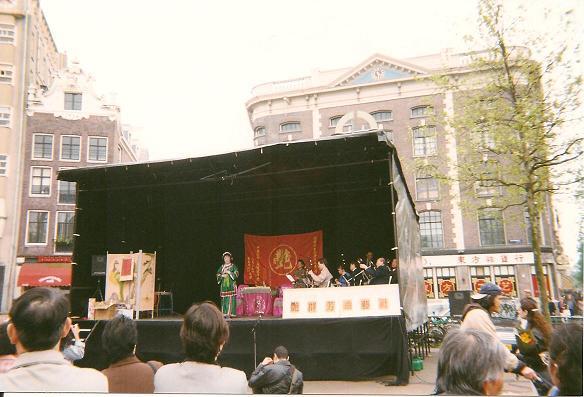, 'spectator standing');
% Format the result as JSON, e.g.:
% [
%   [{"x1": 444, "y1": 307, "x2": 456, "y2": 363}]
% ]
[
  {"x1": 547, "y1": 323, "x2": 583, "y2": 396},
  {"x1": 435, "y1": 327, "x2": 507, "y2": 395},
  {"x1": 0, "y1": 287, "x2": 107, "y2": 392},
  {"x1": 460, "y1": 283, "x2": 537, "y2": 381},
  {"x1": 0, "y1": 322, "x2": 16, "y2": 373},
  {"x1": 154, "y1": 301, "x2": 248, "y2": 393},
  {"x1": 101, "y1": 314, "x2": 162, "y2": 393},
  {"x1": 248, "y1": 345, "x2": 303, "y2": 394}
]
